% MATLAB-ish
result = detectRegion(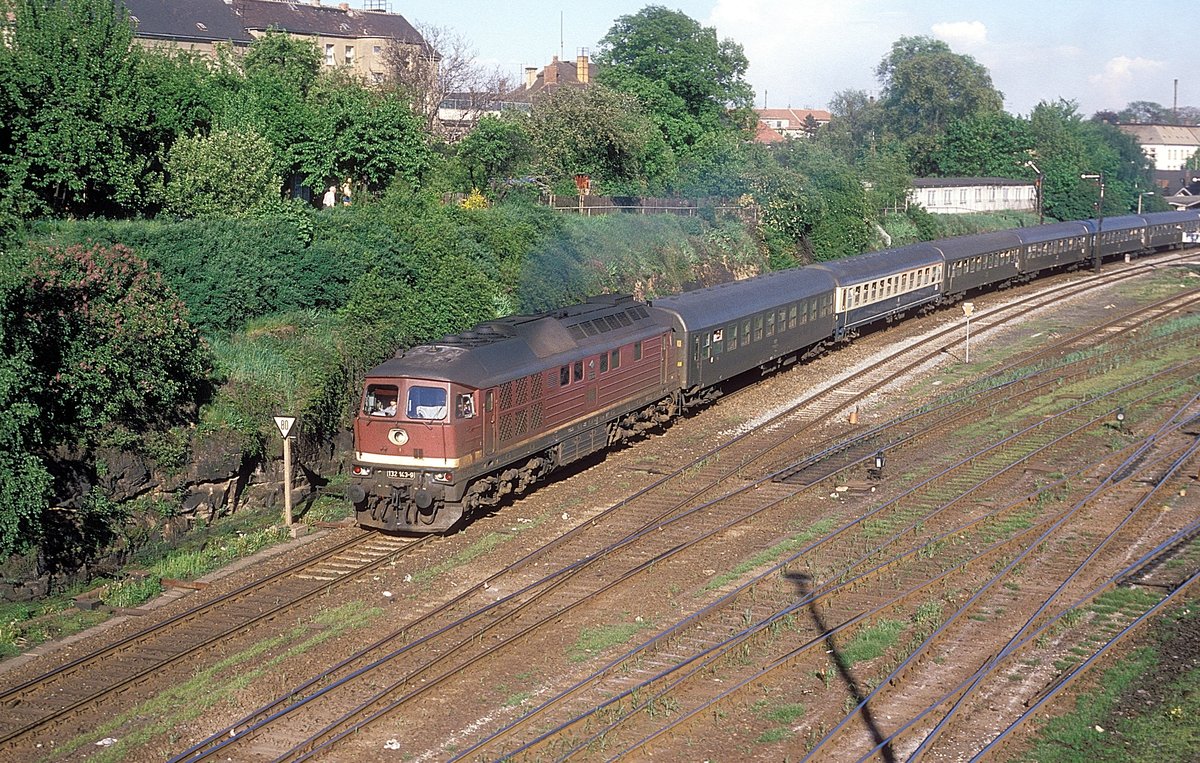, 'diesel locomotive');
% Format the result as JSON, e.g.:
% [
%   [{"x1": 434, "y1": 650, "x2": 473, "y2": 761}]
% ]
[{"x1": 346, "y1": 210, "x2": 1200, "y2": 532}]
